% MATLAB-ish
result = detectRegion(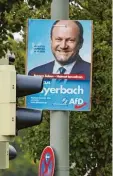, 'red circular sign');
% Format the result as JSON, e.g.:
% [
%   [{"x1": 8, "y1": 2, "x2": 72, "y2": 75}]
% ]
[{"x1": 39, "y1": 146, "x2": 55, "y2": 176}]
